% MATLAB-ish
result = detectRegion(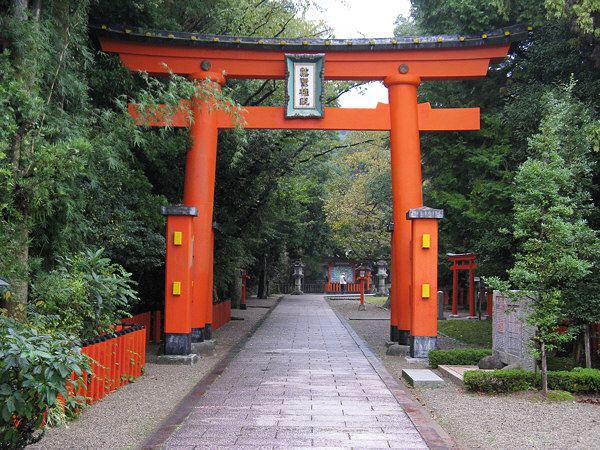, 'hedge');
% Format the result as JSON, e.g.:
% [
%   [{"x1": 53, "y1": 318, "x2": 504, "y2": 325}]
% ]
[
  {"x1": 546, "y1": 368, "x2": 600, "y2": 393},
  {"x1": 463, "y1": 369, "x2": 535, "y2": 393},
  {"x1": 428, "y1": 348, "x2": 493, "y2": 369},
  {"x1": 463, "y1": 367, "x2": 600, "y2": 394}
]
